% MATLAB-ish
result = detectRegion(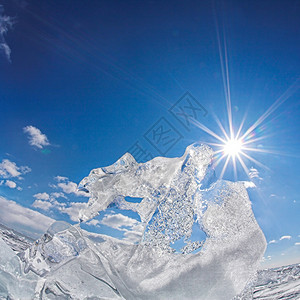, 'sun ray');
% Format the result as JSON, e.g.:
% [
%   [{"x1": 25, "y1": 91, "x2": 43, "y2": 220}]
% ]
[
  {"x1": 242, "y1": 135, "x2": 272, "y2": 146},
  {"x1": 236, "y1": 112, "x2": 247, "y2": 139},
  {"x1": 214, "y1": 152, "x2": 227, "y2": 168},
  {"x1": 242, "y1": 147, "x2": 275, "y2": 154},
  {"x1": 213, "y1": 7, "x2": 234, "y2": 140},
  {"x1": 241, "y1": 79, "x2": 300, "y2": 141},
  {"x1": 203, "y1": 9, "x2": 299, "y2": 181},
  {"x1": 206, "y1": 142, "x2": 224, "y2": 147},
  {"x1": 236, "y1": 153, "x2": 249, "y2": 176},
  {"x1": 213, "y1": 149, "x2": 224, "y2": 154},
  {"x1": 239, "y1": 151, "x2": 269, "y2": 170},
  {"x1": 214, "y1": 114, "x2": 230, "y2": 141},
  {"x1": 223, "y1": 32, "x2": 234, "y2": 140},
  {"x1": 191, "y1": 119, "x2": 227, "y2": 144},
  {"x1": 241, "y1": 147, "x2": 287, "y2": 156},
  {"x1": 232, "y1": 156, "x2": 237, "y2": 181},
  {"x1": 220, "y1": 155, "x2": 231, "y2": 179}
]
